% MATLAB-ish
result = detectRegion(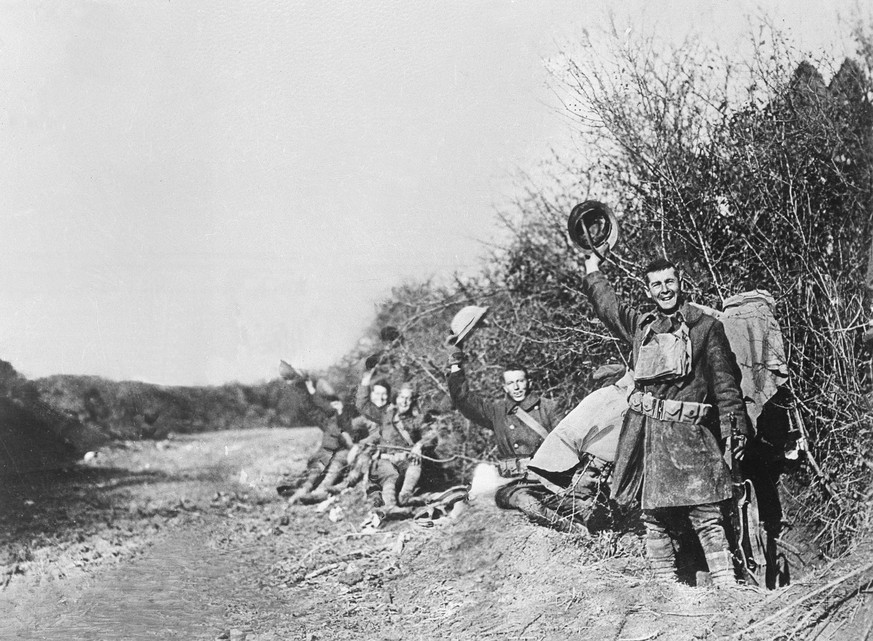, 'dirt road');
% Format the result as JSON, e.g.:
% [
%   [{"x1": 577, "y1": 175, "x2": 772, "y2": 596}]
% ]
[
  {"x1": 1, "y1": 428, "x2": 870, "y2": 640},
  {"x1": 1, "y1": 428, "x2": 309, "y2": 640}
]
